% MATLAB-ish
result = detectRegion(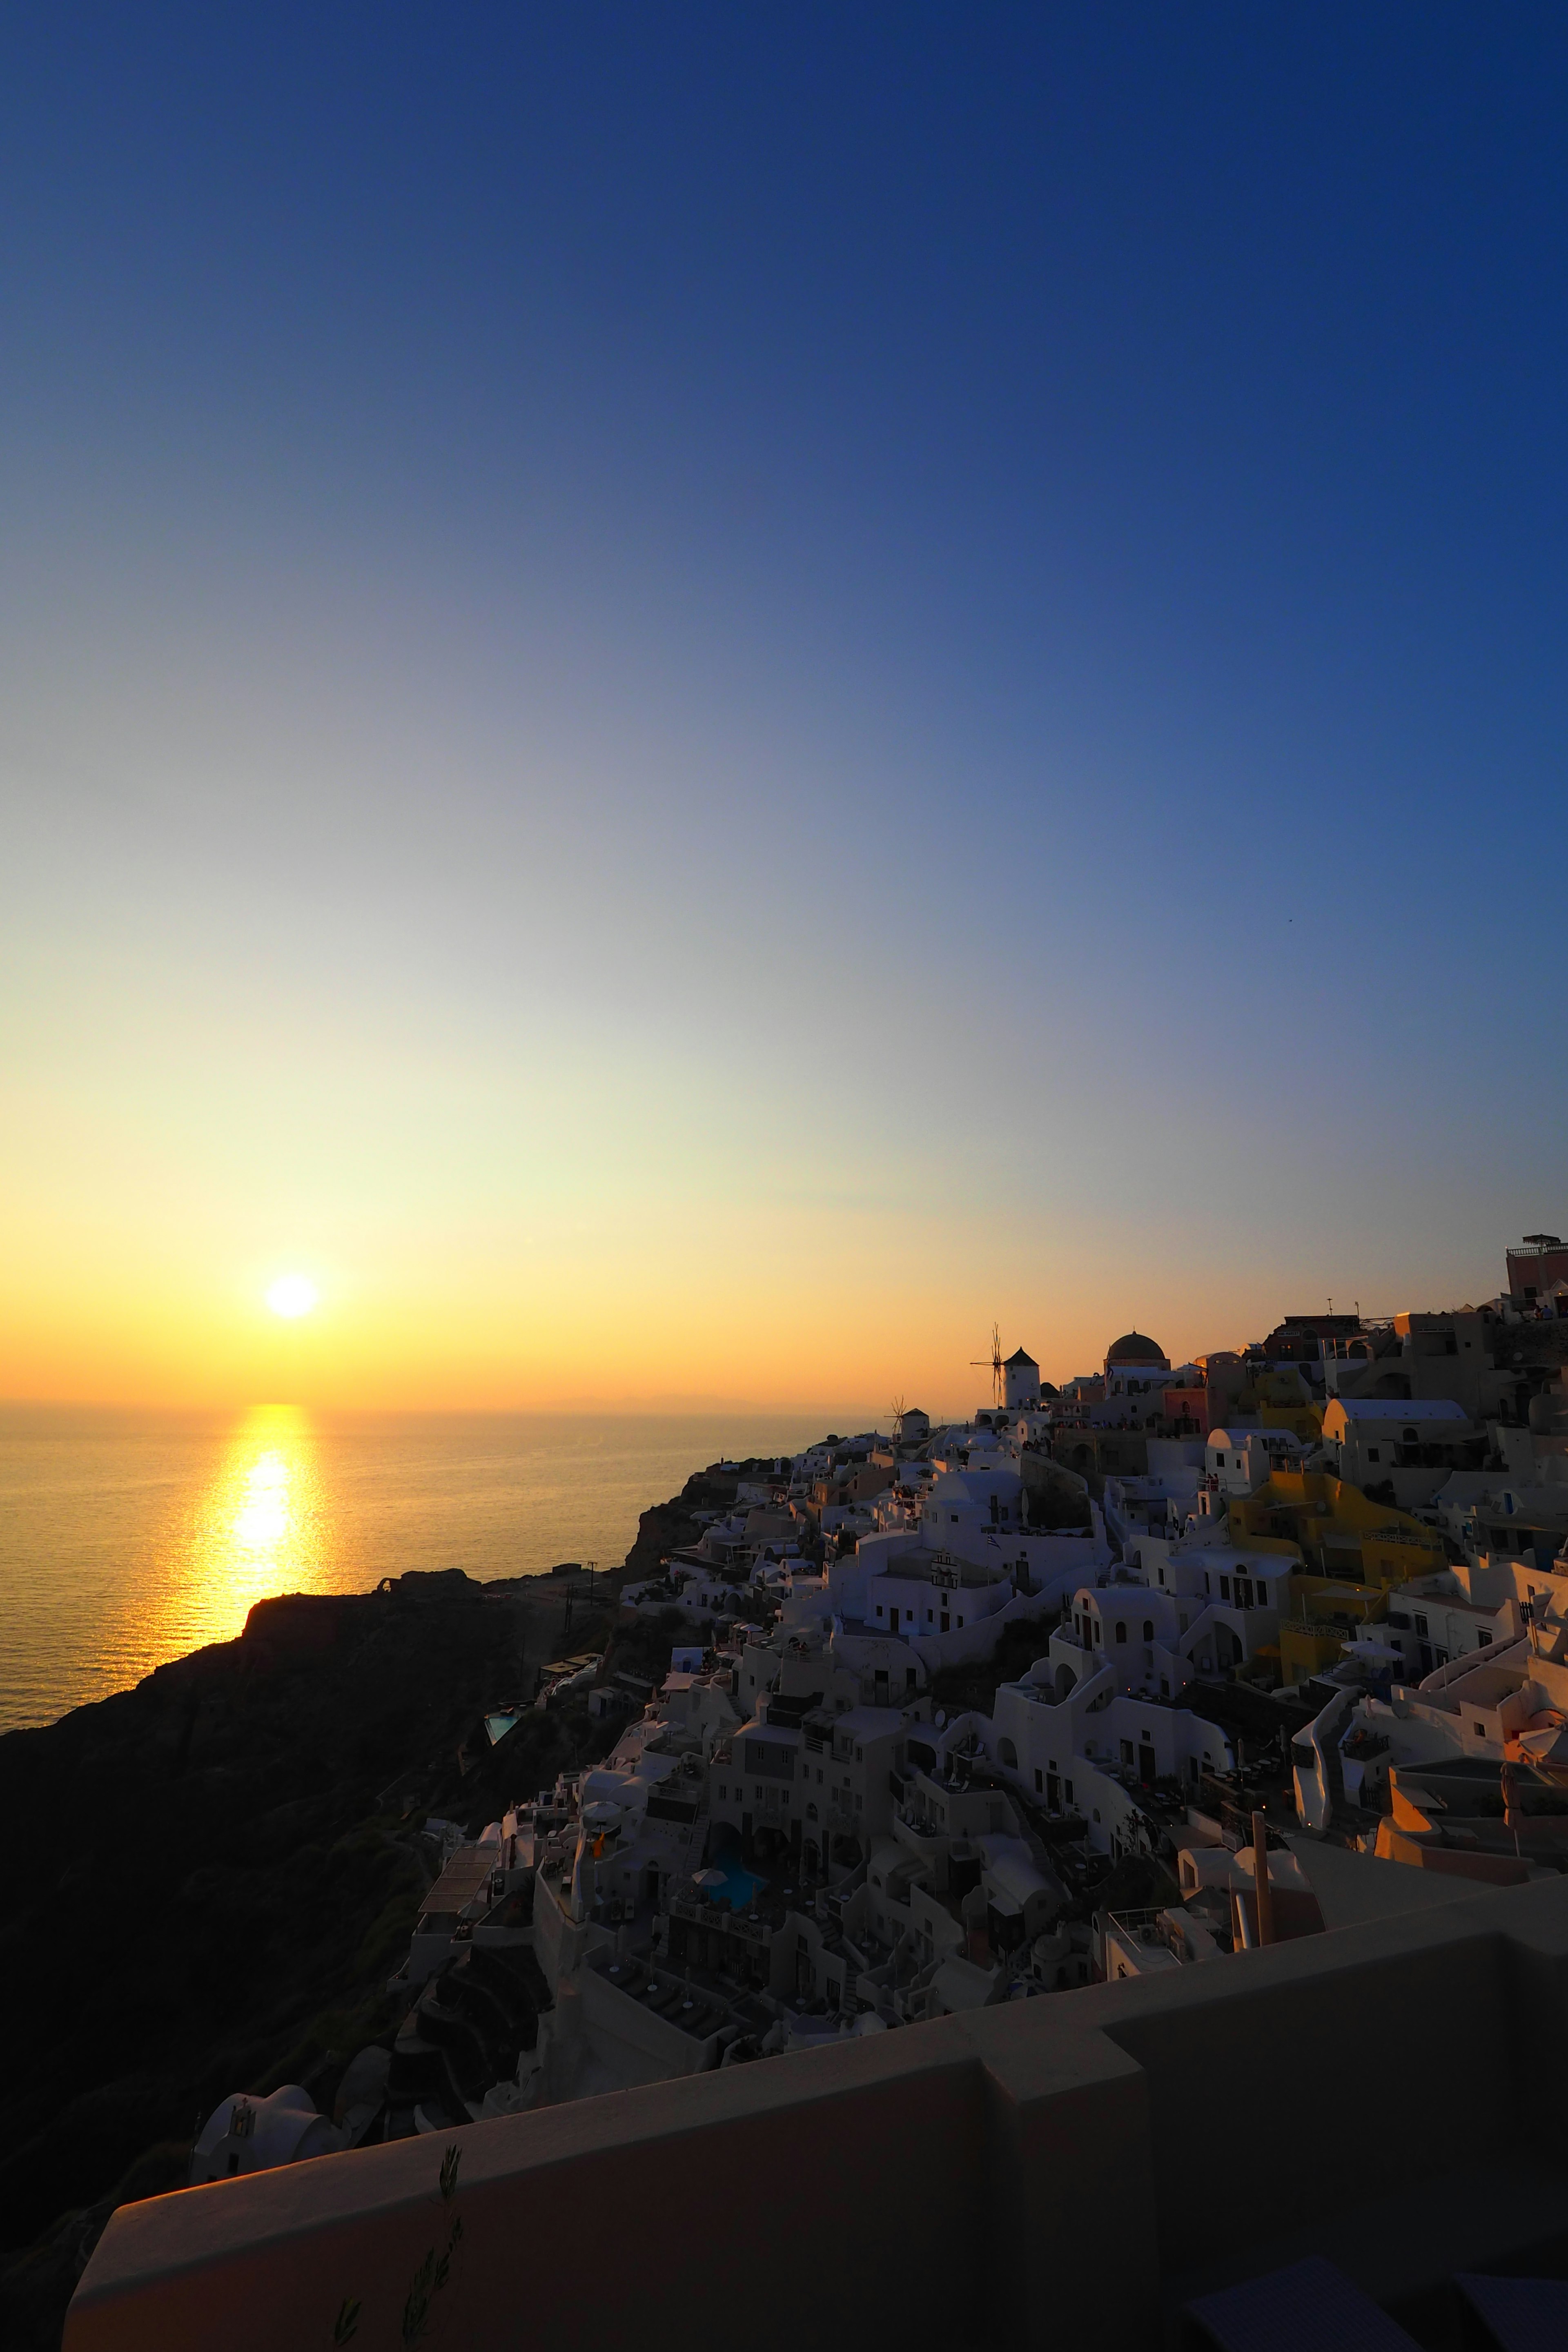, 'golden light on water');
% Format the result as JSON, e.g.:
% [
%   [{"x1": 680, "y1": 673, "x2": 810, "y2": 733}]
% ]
[
  {"x1": 148, "y1": 1404, "x2": 329, "y2": 1660},
  {"x1": 265, "y1": 1272, "x2": 319, "y2": 1318},
  {"x1": 213, "y1": 1405, "x2": 323, "y2": 1610},
  {"x1": 233, "y1": 1448, "x2": 291, "y2": 1551}
]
